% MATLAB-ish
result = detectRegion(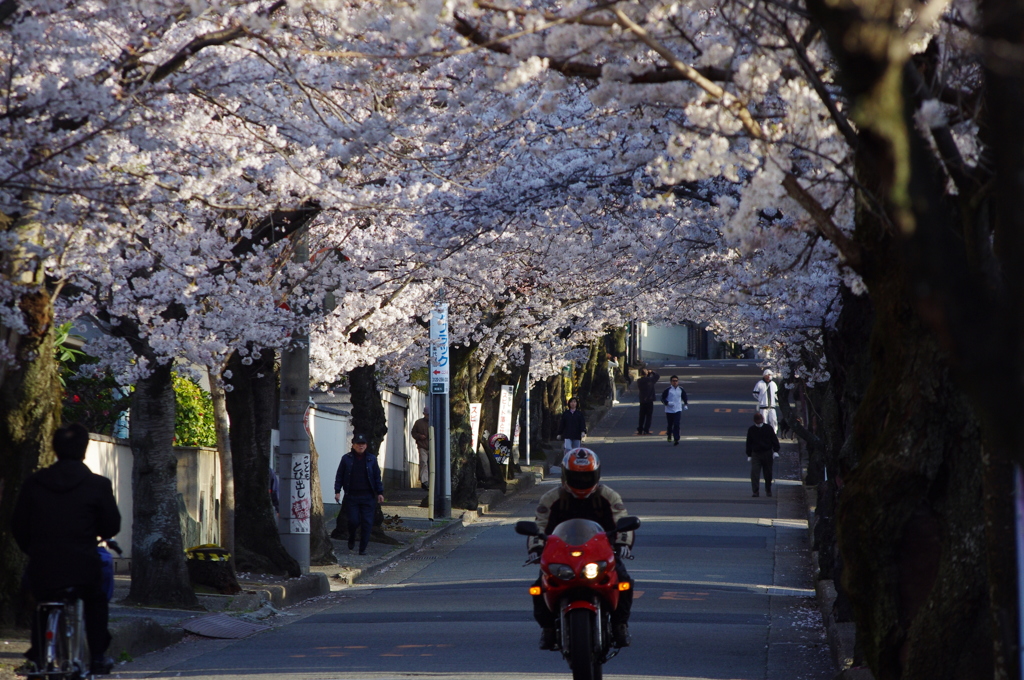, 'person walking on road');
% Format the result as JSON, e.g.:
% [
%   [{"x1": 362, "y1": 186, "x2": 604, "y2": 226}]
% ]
[
  {"x1": 746, "y1": 413, "x2": 780, "y2": 497},
  {"x1": 607, "y1": 354, "x2": 620, "y2": 404},
  {"x1": 411, "y1": 406, "x2": 429, "y2": 490},
  {"x1": 661, "y1": 375, "x2": 689, "y2": 446},
  {"x1": 12, "y1": 423, "x2": 121, "y2": 676},
  {"x1": 333, "y1": 433, "x2": 385, "y2": 555},
  {"x1": 558, "y1": 397, "x2": 587, "y2": 450},
  {"x1": 635, "y1": 368, "x2": 660, "y2": 435},
  {"x1": 753, "y1": 368, "x2": 779, "y2": 433}
]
